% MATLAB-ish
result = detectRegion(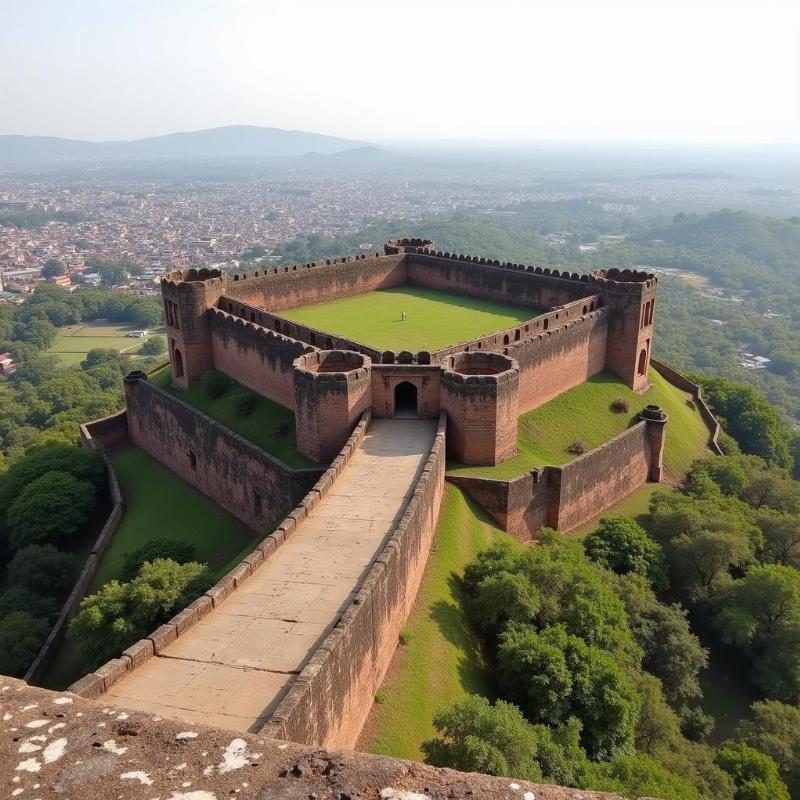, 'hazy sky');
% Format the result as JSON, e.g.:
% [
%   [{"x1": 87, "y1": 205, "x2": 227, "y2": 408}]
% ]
[{"x1": 1, "y1": 0, "x2": 798, "y2": 144}]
